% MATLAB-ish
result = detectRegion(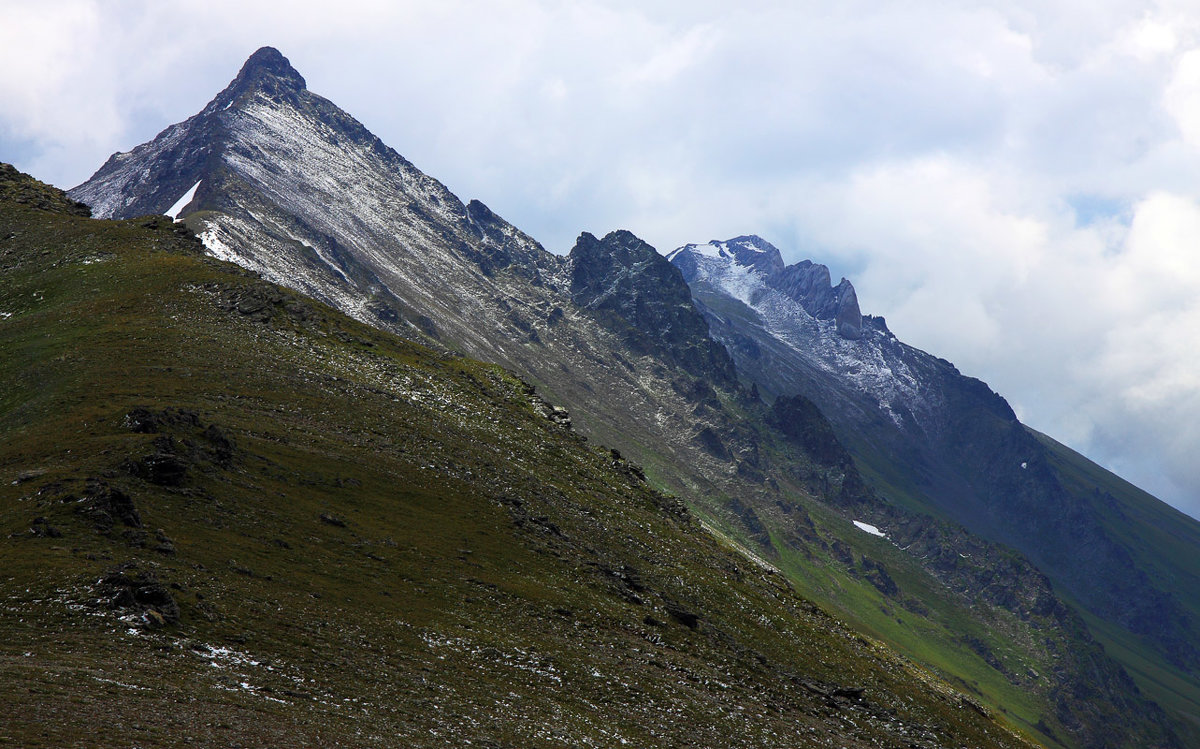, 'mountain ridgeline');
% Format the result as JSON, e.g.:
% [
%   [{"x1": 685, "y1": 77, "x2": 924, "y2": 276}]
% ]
[
  {"x1": 3, "y1": 168, "x2": 1046, "y2": 747},
  {"x1": 44, "y1": 46, "x2": 1200, "y2": 746}
]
